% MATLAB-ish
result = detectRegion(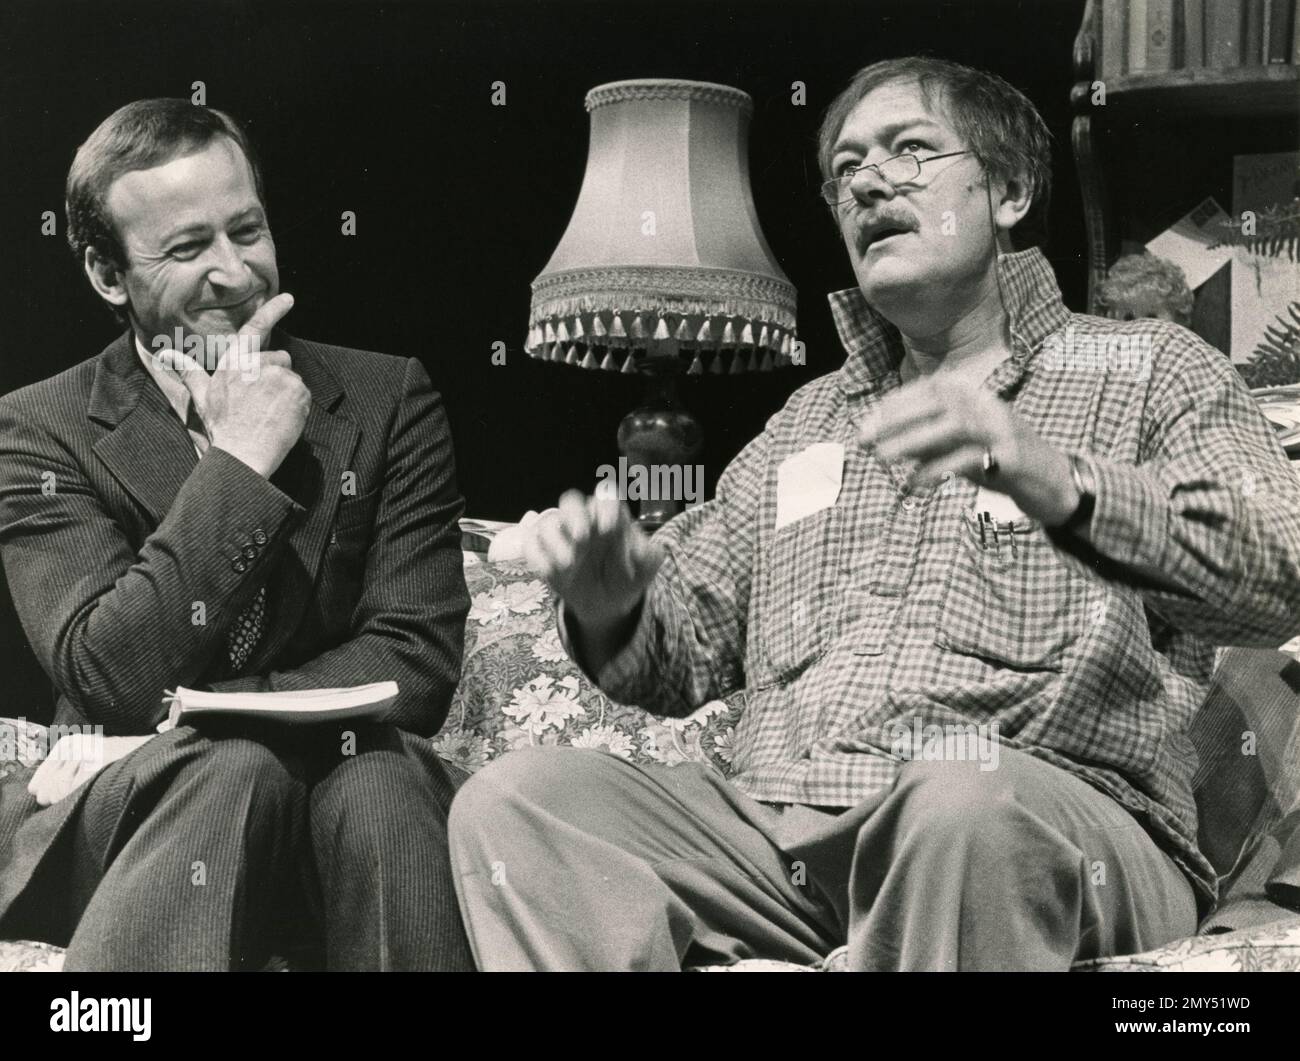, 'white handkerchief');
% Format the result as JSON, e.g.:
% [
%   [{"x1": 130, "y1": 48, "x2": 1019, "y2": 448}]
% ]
[
  {"x1": 973, "y1": 484, "x2": 1028, "y2": 524},
  {"x1": 776, "y1": 442, "x2": 845, "y2": 530}
]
